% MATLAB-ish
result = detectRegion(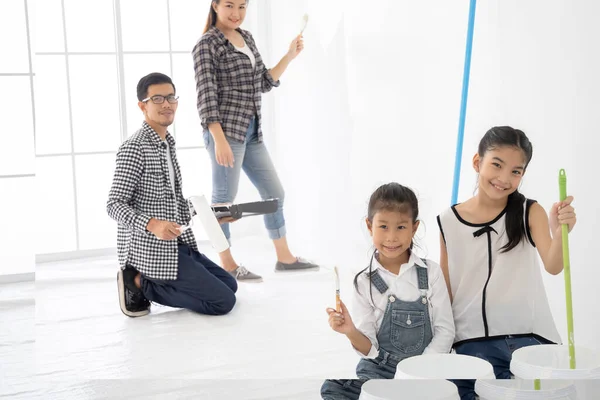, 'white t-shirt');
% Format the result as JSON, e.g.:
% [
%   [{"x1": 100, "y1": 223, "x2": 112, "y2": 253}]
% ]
[
  {"x1": 163, "y1": 140, "x2": 176, "y2": 194},
  {"x1": 352, "y1": 251, "x2": 455, "y2": 358},
  {"x1": 234, "y1": 38, "x2": 256, "y2": 69},
  {"x1": 162, "y1": 140, "x2": 178, "y2": 219},
  {"x1": 437, "y1": 200, "x2": 561, "y2": 345}
]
